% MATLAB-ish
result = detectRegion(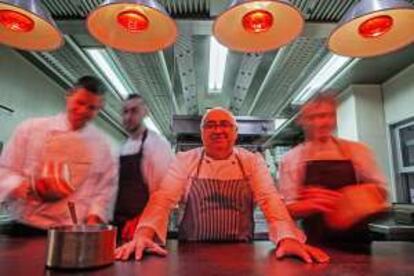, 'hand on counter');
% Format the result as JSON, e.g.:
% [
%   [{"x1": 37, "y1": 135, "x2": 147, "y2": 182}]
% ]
[
  {"x1": 287, "y1": 187, "x2": 341, "y2": 219},
  {"x1": 8, "y1": 179, "x2": 32, "y2": 201},
  {"x1": 121, "y1": 215, "x2": 141, "y2": 242},
  {"x1": 275, "y1": 238, "x2": 330, "y2": 264},
  {"x1": 115, "y1": 226, "x2": 167, "y2": 261}
]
